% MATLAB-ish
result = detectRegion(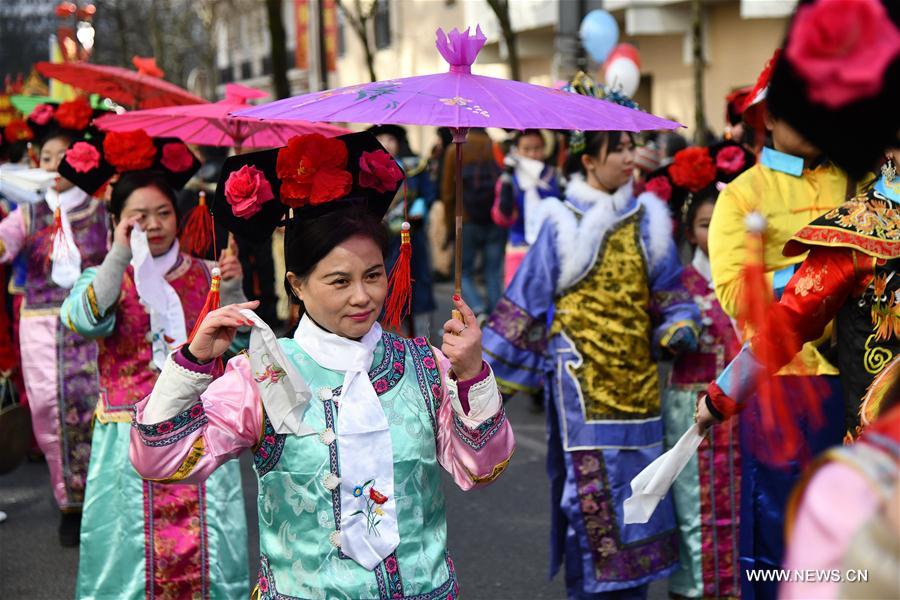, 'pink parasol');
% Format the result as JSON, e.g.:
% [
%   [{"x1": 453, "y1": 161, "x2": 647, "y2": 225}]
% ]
[
  {"x1": 36, "y1": 58, "x2": 205, "y2": 109},
  {"x1": 235, "y1": 26, "x2": 681, "y2": 310},
  {"x1": 93, "y1": 83, "x2": 349, "y2": 152}
]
